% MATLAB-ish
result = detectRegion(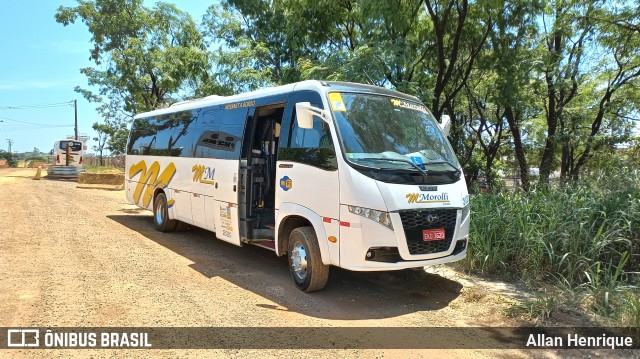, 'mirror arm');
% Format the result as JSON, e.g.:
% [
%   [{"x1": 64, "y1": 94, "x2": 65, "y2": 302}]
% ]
[{"x1": 304, "y1": 106, "x2": 329, "y2": 122}]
